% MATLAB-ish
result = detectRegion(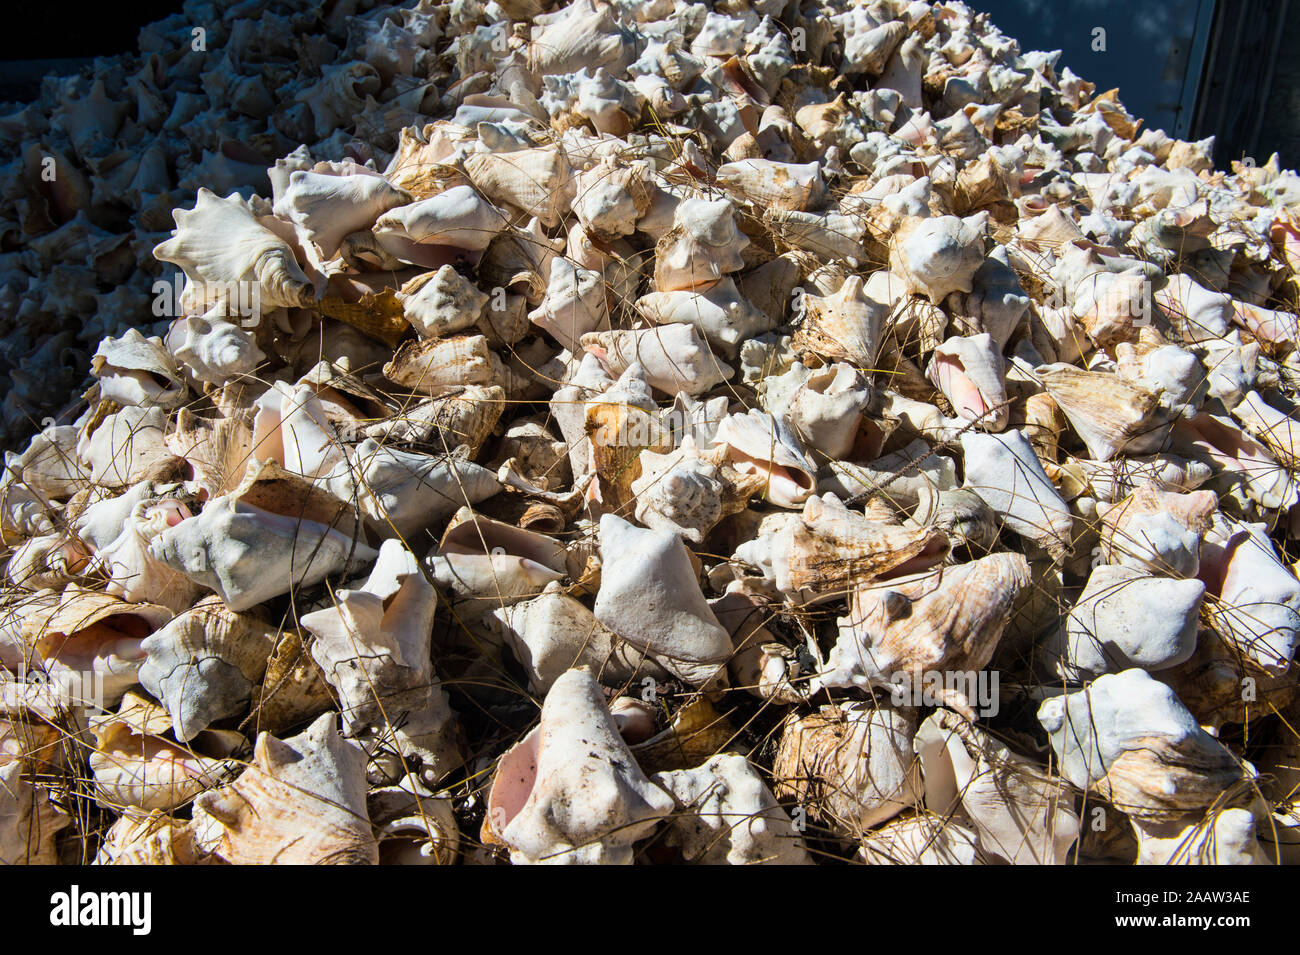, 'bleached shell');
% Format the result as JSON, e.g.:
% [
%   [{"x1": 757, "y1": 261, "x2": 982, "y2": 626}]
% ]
[
  {"x1": 88, "y1": 485, "x2": 201, "y2": 612},
  {"x1": 858, "y1": 814, "x2": 987, "y2": 865},
  {"x1": 91, "y1": 329, "x2": 187, "y2": 409},
  {"x1": 593, "y1": 514, "x2": 732, "y2": 686},
  {"x1": 192, "y1": 712, "x2": 377, "y2": 864},
  {"x1": 477, "y1": 216, "x2": 565, "y2": 305},
  {"x1": 1200, "y1": 517, "x2": 1300, "y2": 674},
  {"x1": 373, "y1": 184, "x2": 509, "y2": 257},
  {"x1": 153, "y1": 188, "x2": 314, "y2": 312},
  {"x1": 654, "y1": 198, "x2": 750, "y2": 292},
  {"x1": 1038, "y1": 363, "x2": 1171, "y2": 462},
  {"x1": 250, "y1": 381, "x2": 345, "y2": 481},
  {"x1": 148, "y1": 495, "x2": 378, "y2": 612},
  {"x1": 629, "y1": 439, "x2": 727, "y2": 545},
  {"x1": 4, "y1": 425, "x2": 88, "y2": 498},
  {"x1": 138, "y1": 596, "x2": 278, "y2": 741},
  {"x1": 88, "y1": 692, "x2": 240, "y2": 812},
  {"x1": 1134, "y1": 808, "x2": 1268, "y2": 865},
  {"x1": 4, "y1": 533, "x2": 88, "y2": 590},
  {"x1": 709, "y1": 408, "x2": 816, "y2": 509},
  {"x1": 636, "y1": 278, "x2": 771, "y2": 358},
  {"x1": 891, "y1": 213, "x2": 988, "y2": 304},
  {"x1": 1037, "y1": 669, "x2": 1246, "y2": 823},
  {"x1": 1096, "y1": 485, "x2": 1215, "y2": 577},
  {"x1": 281, "y1": 168, "x2": 412, "y2": 259},
  {"x1": 484, "y1": 668, "x2": 674, "y2": 865},
  {"x1": 326, "y1": 439, "x2": 500, "y2": 539},
  {"x1": 25, "y1": 586, "x2": 172, "y2": 708},
  {"x1": 301, "y1": 539, "x2": 462, "y2": 785},
  {"x1": 463, "y1": 145, "x2": 575, "y2": 229},
  {"x1": 818, "y1": 553, "x2": 1030, "y2": 719},
  {"x1": 796, "y1": 275, "x2": 888, "y2": 367},
  {"x1": 163, "y1": 411, "x2": 254, "y2": 500},
  {"x1": 487, "y1": 587, "x2": 660, "y2": 694},
  {"x1": 165, "y1": 310, "x2": 265, "y2": 385},
  {"x1": 94, "y1": 811, "x2": 205, "y2": 865},
  {"x1": 758, "y1": 362, "x2": 870, "y2": 460},
  {"x1": 914, "y1": 710, "x2": 1080, "y2": 865},
  {"x1": 365, "y1": 385, "x2": 505, "y2": 456},
  {"x1": 1055, "y1": 564, "x2": 1203, "y2": 678},
  {"x1": 398, "y1": 264, "x2": 490, "y2": 339},
  {"x1": 78, "y1": 405, "x2": 179, "y2": 490},
  {"x1": 736, "y1": 493, "x2": 949, "y2": 605},
  {"x1": 571, "y1": 156, "x2": 651, "y2": 241},
  {"x1": 581, "y1": 325, "x2": 733, "y2": 395},
  {"x1": 528, "y1": 257, "x2": 611, "y2": 351},
  {"x1": 1233, "y1": 390, "x2": 1300, "y2": 469},
  {"x1": 1154, "y1": 272, "x2": 1234, "y2": 343},
  {"x1": 767, "y1": 208, "x2": 868, "y2": 264},
  {"x1": 715, "y1": 159, "x2": 824, "y2": 212},
  {"x1": 960, "y1": 429, "x2": 1072, "y2": 556},
  {"x1": 653, "y1": 753, "x2": 812, "y2": 865},
  {"x1": 370, "y1": 781, "x2": 460, "y2": 866},
  {"x1": 772, "y1": 702, "x2": 922, "y2": 838},
  {"x1": 926, "y1": 333, "x2": 1008, "y2": 431},
  {"x1": 426, "y1": 507, "x2": 566, "y2": 606},
  {"x1": 526, "y1": 0, "x2": 629, "y2": 79},
  {"x1": 1174, "y1": 411, "x2": 1299, "y2": 511}
]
